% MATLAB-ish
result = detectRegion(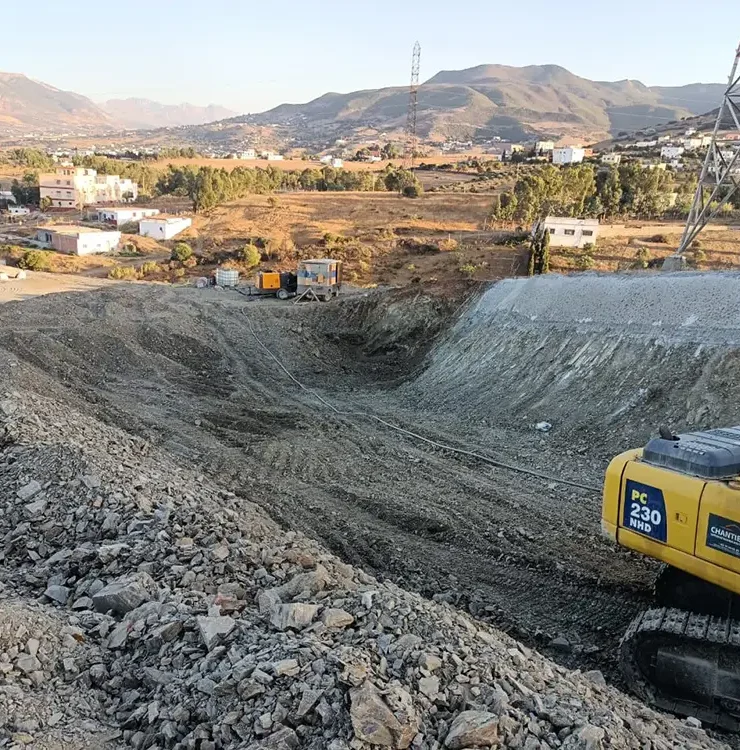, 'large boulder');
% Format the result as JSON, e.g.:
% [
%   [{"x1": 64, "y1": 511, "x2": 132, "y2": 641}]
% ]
[
  {"x1": 350, "y1": 681, "x2": 418, "y2": 749},
  {"x1": 92, "y1": 572, "x2": 157, "y2": 615},
  {"x1": 444, "y1": 711, "x2": 499, "y2": 749}
]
